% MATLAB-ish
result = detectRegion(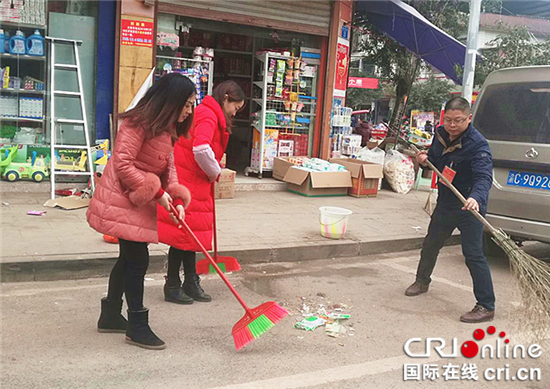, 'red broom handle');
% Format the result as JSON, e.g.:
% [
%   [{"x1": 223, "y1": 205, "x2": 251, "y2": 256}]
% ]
[
  {"x1": 211, "y1": 183, "x2": 218, "y2": 257},
  {"x1": 169, "y1": 203, "x2": 253, "y2": 314}
]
